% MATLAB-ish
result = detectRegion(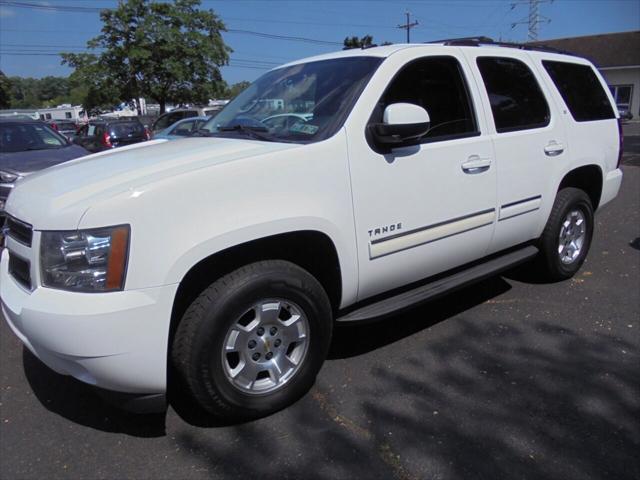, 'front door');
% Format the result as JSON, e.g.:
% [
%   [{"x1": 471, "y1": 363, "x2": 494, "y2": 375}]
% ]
[{"x1": 346, "y1": 51, "x2": 497, "y2": 301}]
